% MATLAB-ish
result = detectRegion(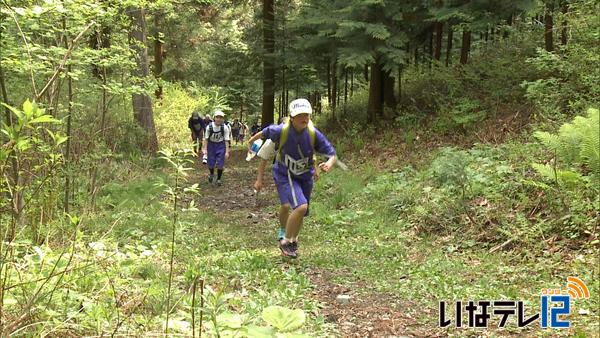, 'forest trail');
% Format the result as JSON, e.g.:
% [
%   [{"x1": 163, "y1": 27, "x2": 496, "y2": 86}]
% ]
[{"x1": 184, "y1": 147, "x2": 439, "y2": 337}]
